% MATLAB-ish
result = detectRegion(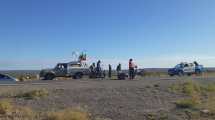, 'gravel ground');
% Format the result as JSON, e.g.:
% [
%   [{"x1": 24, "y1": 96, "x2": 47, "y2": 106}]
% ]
[{"x1": 0, "y1": 77, "x2": 214, "y2": 120}]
